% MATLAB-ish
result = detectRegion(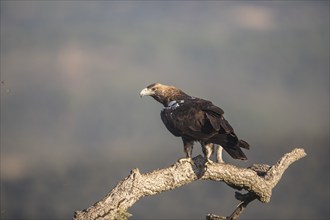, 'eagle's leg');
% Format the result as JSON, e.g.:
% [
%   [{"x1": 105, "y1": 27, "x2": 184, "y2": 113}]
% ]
[
  {"x1": 216, "y1": 145, "x2": 224, "y2": 163},
  {"x1": 178, "y1": 140, "x2": 194, "y2": 165},
  {"x1": 202, "y1": 142, "x2": 214, "y2": 165}
]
